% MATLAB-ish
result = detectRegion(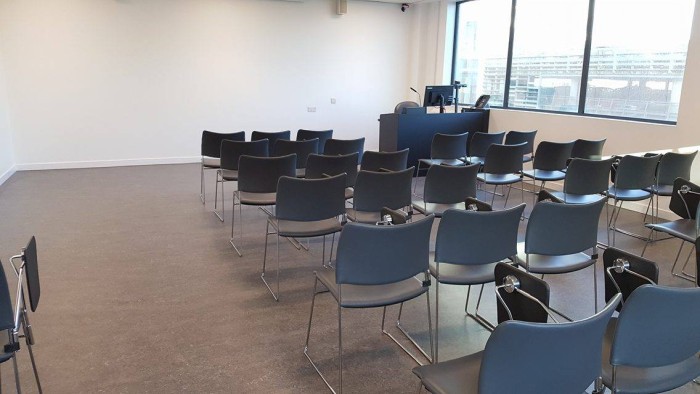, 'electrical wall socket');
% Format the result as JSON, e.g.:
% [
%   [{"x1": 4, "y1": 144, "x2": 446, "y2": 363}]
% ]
[
  {"x1": 307, "y1": 107, "x2": 316, "y2": 112},
  {"x1": 330, "y1": 98, "x2": 336, "y2": 104}
]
